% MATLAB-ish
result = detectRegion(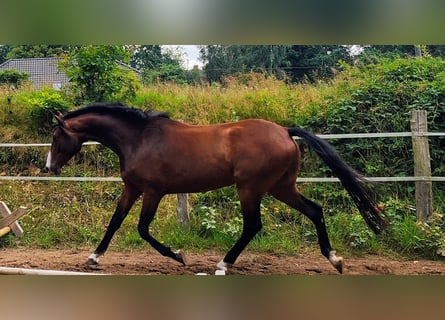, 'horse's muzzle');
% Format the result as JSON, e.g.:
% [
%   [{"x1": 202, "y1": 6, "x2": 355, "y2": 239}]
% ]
[
  {"x1": 45, "y1": 165, "x2": 61, "y2": 175},
  {"x1": 45, "y1": 151, "x2": 61, "y2": 175}
]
